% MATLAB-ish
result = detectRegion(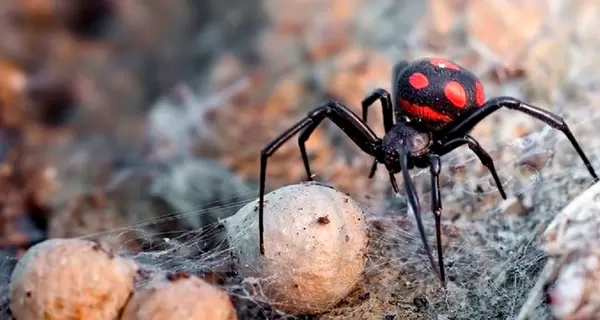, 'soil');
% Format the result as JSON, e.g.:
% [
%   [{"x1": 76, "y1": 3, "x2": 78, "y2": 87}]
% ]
[{"x1": 1, "y1": 0, "x2": 599, "y2": 319}]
